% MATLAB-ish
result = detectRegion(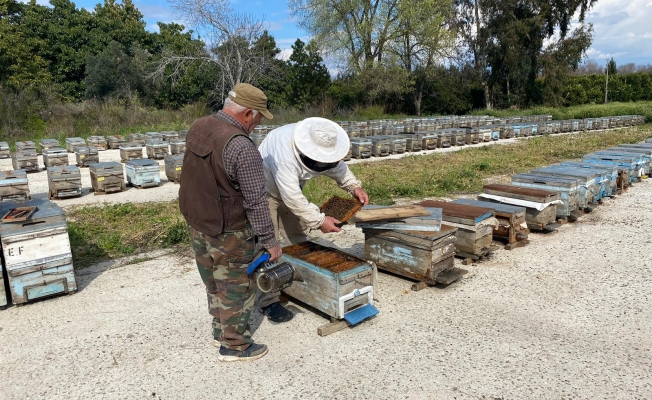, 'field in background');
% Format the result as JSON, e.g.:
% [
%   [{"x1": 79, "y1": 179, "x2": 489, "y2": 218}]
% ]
[
  {"x1": 471, "y1": 101, "x2": 652, "y2": 122},
  {"x1": 67, "y1": 125, "x2": 652, "y2": 268}
]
